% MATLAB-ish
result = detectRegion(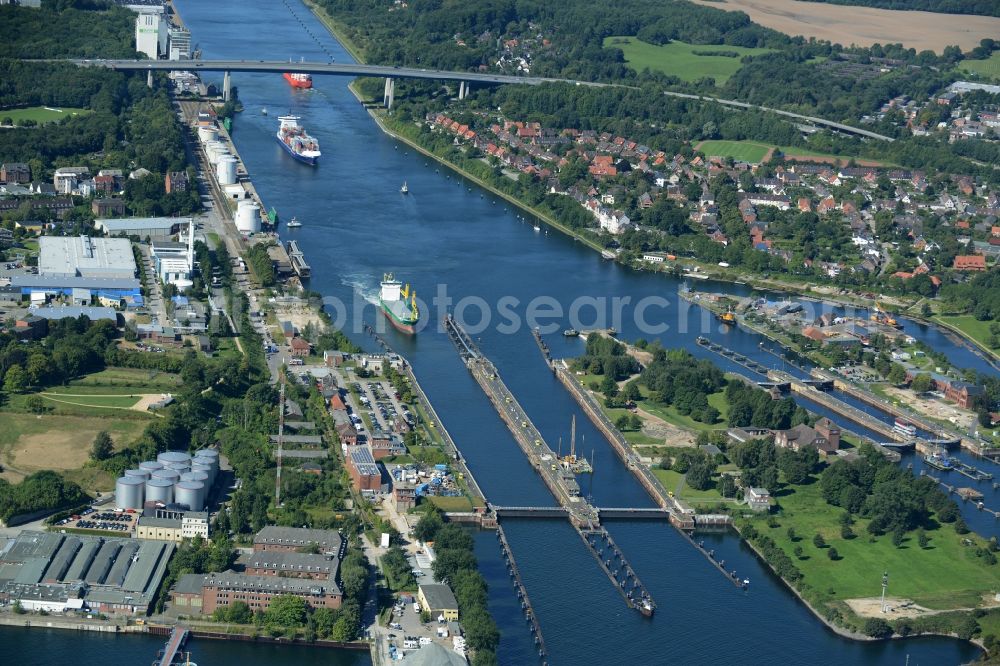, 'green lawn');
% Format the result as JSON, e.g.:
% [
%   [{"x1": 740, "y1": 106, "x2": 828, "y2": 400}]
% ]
[
  {"x1": 759, "y1": 481, "x2": 1000, "y2": 610},
  {"x1": 651, "y1": 468, "x2": 727, "y2": 504},
  {"x1": 40, "y1": 393, "x2": 142, "y2": 409},
  {"x1": 69, "y1": 367, "x2": 182, "y2": 391},
  {"x1": 603, "y1": 36, "x2": 772, "y2": 84},
  {"x1": 425, "y1": 495, "x2": 474, "y2": 512},
  {"x1": 936, "y1": 315, "x2": 997, "y2": 355},
  {"x1": 0, "y1": 106, "x2": 92, "y2": 125},
  {"x1": 695, "y1": 140, "x2": 860, "y2": 165},
  {"x1": 959, "y1": 52, "x2": 1000, "y2": 81},
  {"x1": 697, "y1": 140, "x2": 772, "y2": 163}
]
